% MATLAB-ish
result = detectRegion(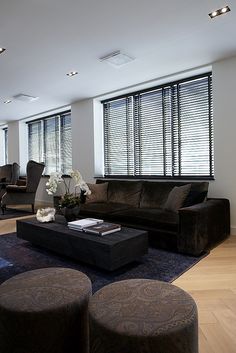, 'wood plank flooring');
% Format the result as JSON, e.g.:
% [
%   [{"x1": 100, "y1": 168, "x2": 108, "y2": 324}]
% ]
[
  {"x1": 1, "y1": 212, "x2": 236, "y2": 353},
  {"x1": 174, "y1": 235, "x2": 236, "y2": 353}
]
